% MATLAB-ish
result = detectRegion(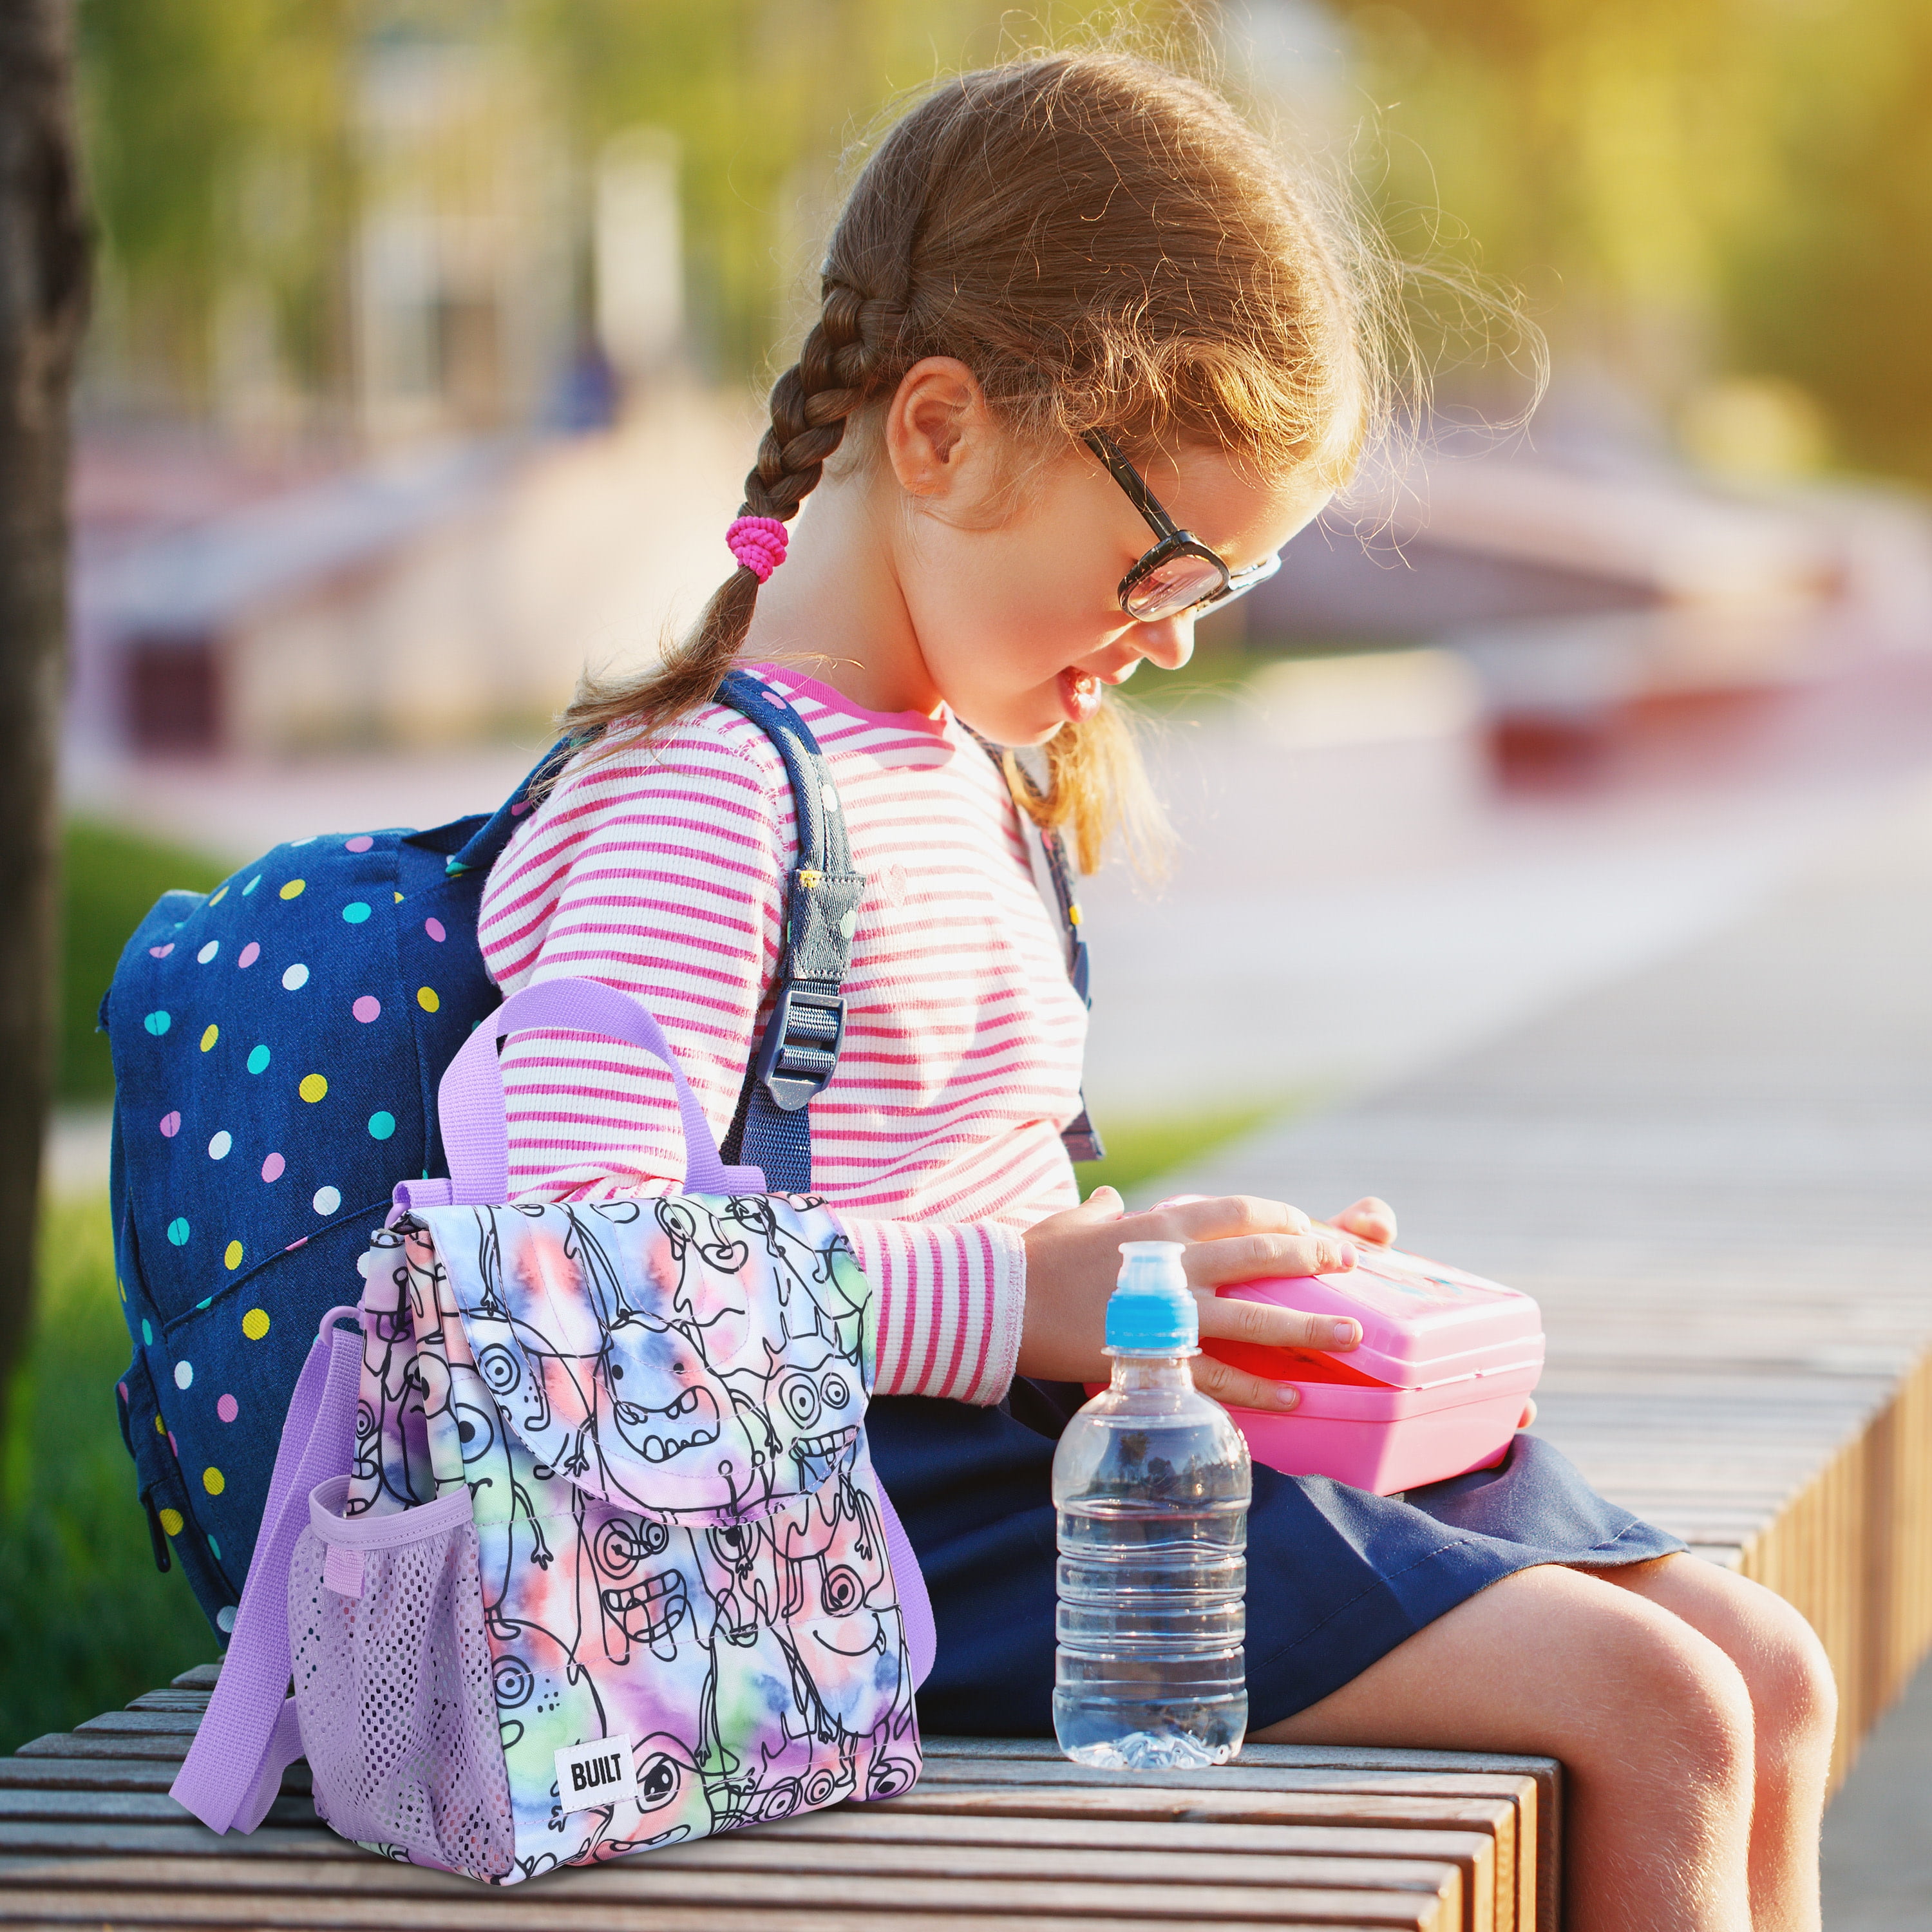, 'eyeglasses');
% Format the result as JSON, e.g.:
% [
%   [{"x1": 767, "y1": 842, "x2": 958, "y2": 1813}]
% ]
[{"x1": 1083, "y1": 430, "x2": 1283, "y2": 624}]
